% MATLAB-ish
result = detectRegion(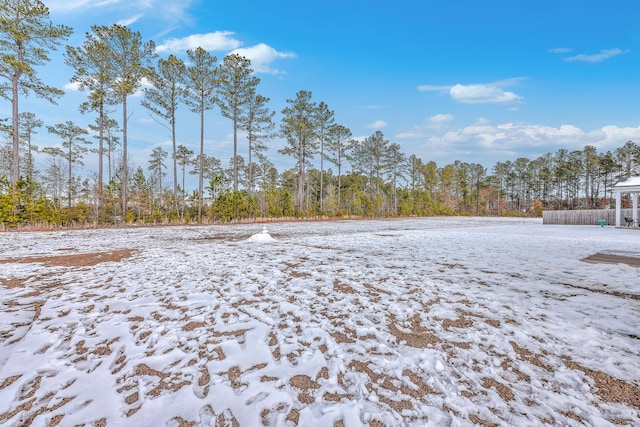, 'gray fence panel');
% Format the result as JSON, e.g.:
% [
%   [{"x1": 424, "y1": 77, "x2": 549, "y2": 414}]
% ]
[{"x1": 542, "y1": 209, "x2": 639, "y2": 225}]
